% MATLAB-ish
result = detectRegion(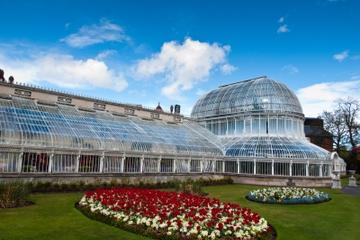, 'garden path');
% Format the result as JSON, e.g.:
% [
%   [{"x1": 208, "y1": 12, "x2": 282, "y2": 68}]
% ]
[{"x1": 341, "y1": 186, "x2": 360, "y2": 196}]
